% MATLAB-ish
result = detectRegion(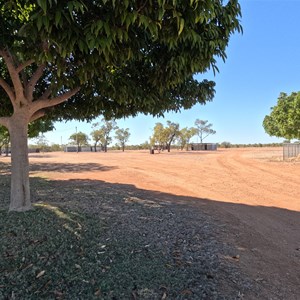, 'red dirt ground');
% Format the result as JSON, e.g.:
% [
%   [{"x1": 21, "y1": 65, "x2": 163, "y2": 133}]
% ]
[{"x1": 27, "y1": 147, "x2": 300, "y2": 297}]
